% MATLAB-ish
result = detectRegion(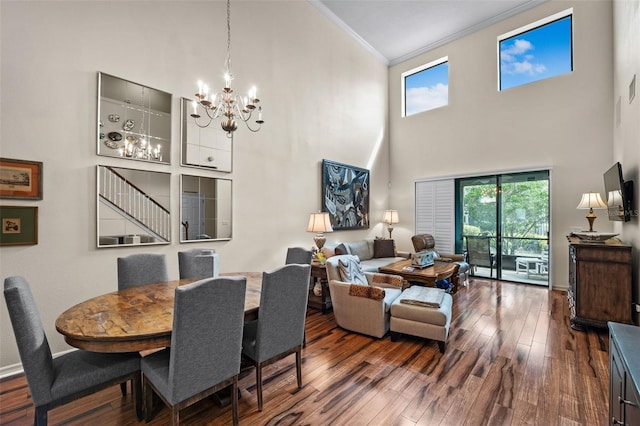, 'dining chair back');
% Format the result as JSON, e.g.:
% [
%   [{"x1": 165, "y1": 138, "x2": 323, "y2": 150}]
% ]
[
  {"x1": 285, "y1": 247, "x2": 313, "y2": 265},
  {"x1": 117, "y1": 253, "x2": 168, "y2": 290},
  {"x1": 465, "y1": 236, "x2": 496, "y2": 278},
  {"x1": 242, "y1": 264, "x2": 311, "y2": 411},
  {"x1": 3, "y1": 276, "x2": 142, "y2": 425},
  {"x1": 141, "y1": 276, "x2": 246, "y2": 425},
  {"x1": 178, "y1": 248, "x2": 219, "y2": 280}
]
